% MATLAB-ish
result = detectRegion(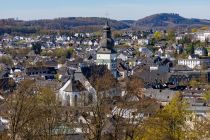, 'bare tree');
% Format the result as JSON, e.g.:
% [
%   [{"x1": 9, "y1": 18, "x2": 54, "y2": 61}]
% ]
[
  {"x1": 78, "y1": 73, "x2": 159, "y2": 140},
  {"x1": 111, "y1": 77, "x2": 159, "y2": 140},
  {"x1": 6, "y1": 80, "x2": 39, "y2": 140},
  {"x1": 79, "y1": 70, "x2": 117, "y2": 140},
  {"x1": 5, "y1": 80, "x2": 65, "y2": 140}
]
